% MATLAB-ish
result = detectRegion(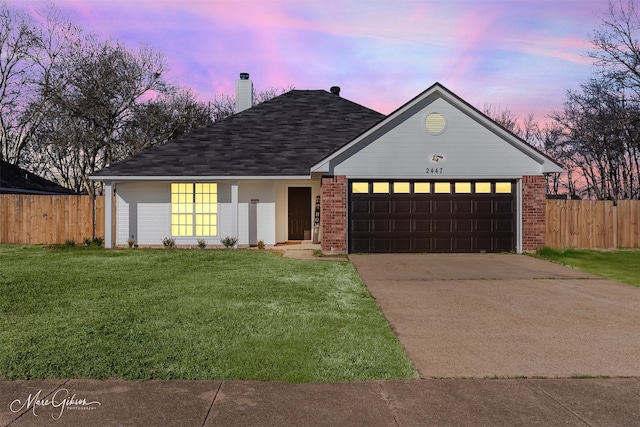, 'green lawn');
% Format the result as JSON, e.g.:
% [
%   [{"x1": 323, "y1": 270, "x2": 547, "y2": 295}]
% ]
[
  {"x1": 535, "y1": 247, "x2": 640, "y2": 287},
  {"x1": 0, "y1": 245, "x2": 417, "y2": 382}
]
